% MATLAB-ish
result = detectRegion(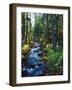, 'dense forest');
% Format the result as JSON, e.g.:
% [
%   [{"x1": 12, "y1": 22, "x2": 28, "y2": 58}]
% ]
[{"x1": 21, "y1": 12, "x2": 63, "y2": 77}]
